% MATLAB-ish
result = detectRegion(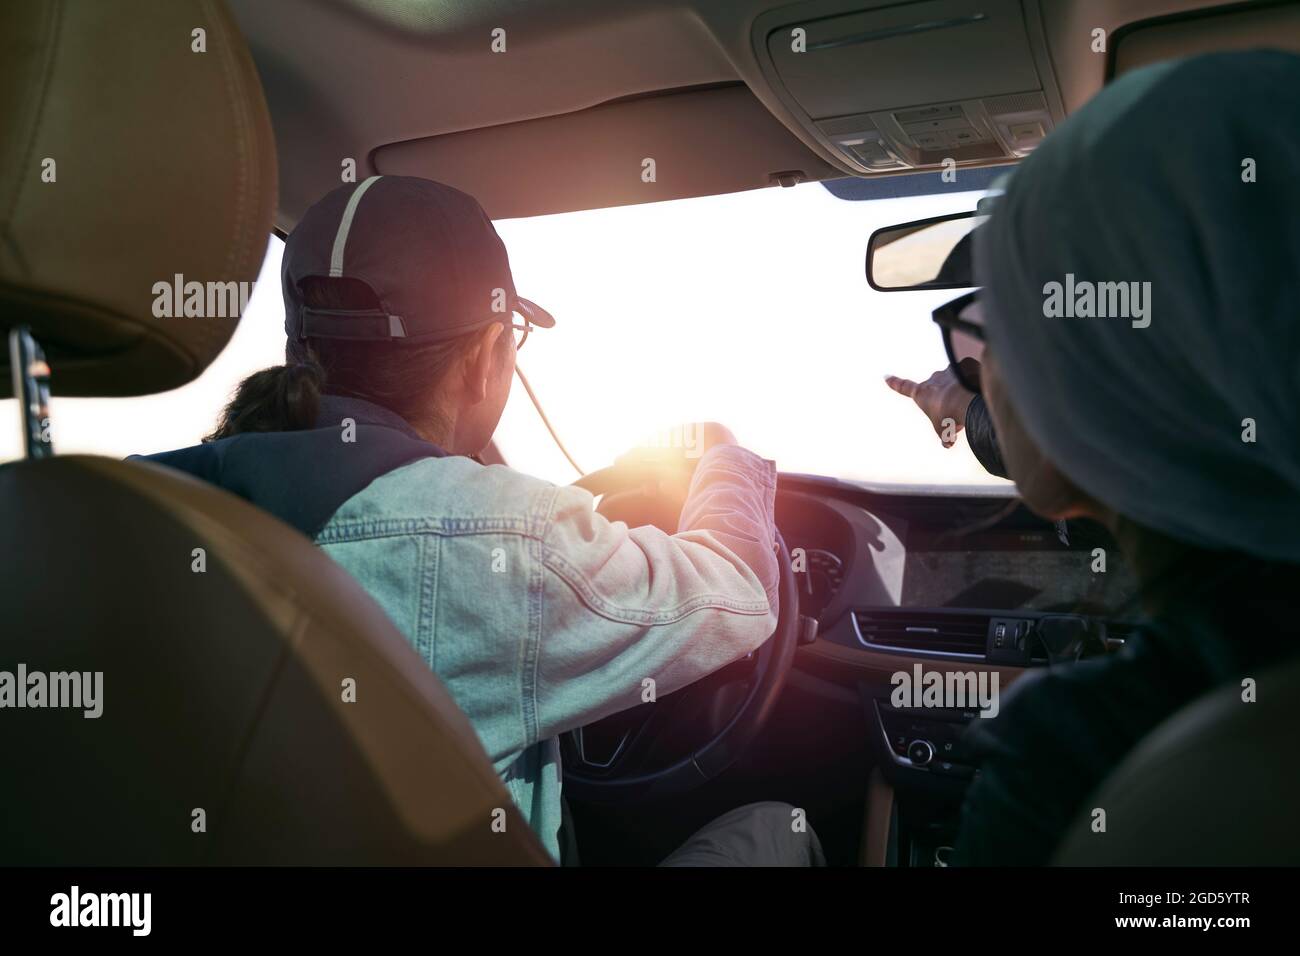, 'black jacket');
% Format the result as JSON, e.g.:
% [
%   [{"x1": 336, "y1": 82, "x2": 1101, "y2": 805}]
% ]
[
  {"x1": 965, "y1": 394, "x2": 1007, "y2": 479},
  {"x1": 138, "y1": 396, "x2": 444, "y2": 538}
]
